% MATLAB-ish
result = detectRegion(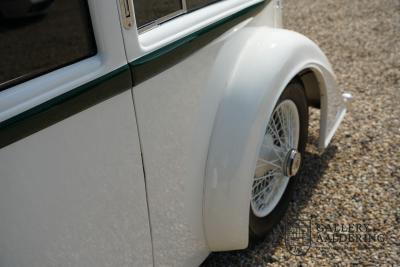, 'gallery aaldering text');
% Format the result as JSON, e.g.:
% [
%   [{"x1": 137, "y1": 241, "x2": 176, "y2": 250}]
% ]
[{"x1": 315, "y1": 223, "x2": 385, "y2": 243}]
